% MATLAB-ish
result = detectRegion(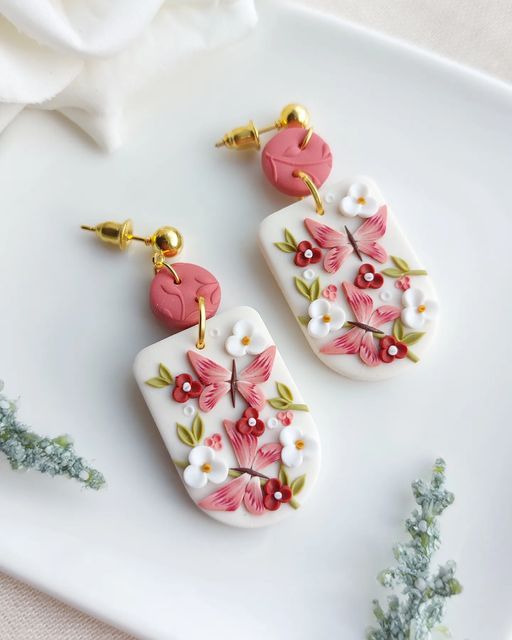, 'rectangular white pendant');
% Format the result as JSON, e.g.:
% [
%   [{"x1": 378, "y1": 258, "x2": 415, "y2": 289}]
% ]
[
  {"x1": 259, "y1": 176, "x2": 439, "y2": 381},
  {"x1": 133, "y1": 306, "x2": 321, "y2": 528}
]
